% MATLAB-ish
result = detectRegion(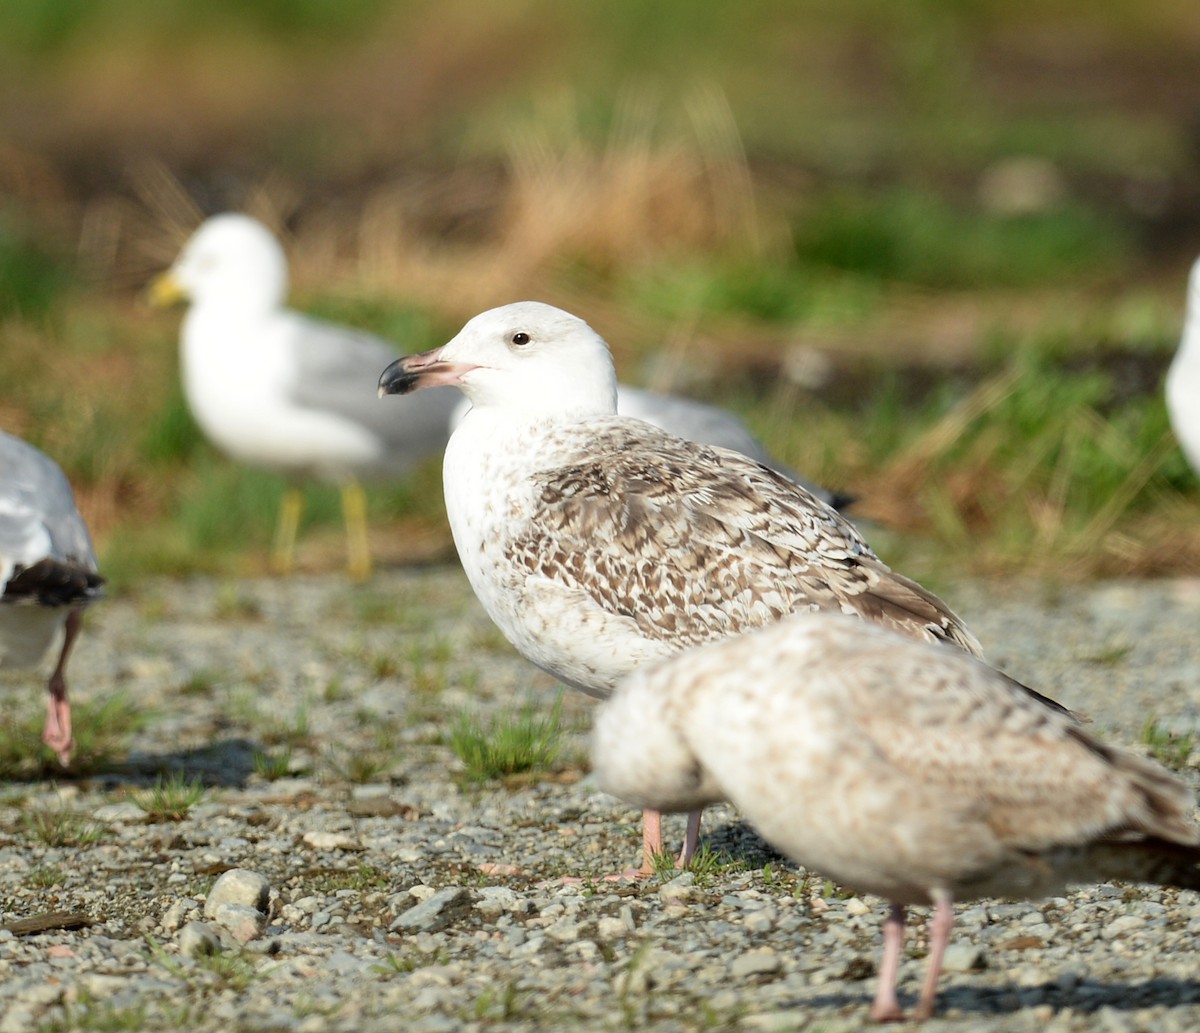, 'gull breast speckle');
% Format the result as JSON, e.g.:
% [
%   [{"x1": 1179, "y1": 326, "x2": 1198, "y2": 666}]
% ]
[{"x1": 593, "y1": 613, "x2": 1200, "y2": 1021}]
